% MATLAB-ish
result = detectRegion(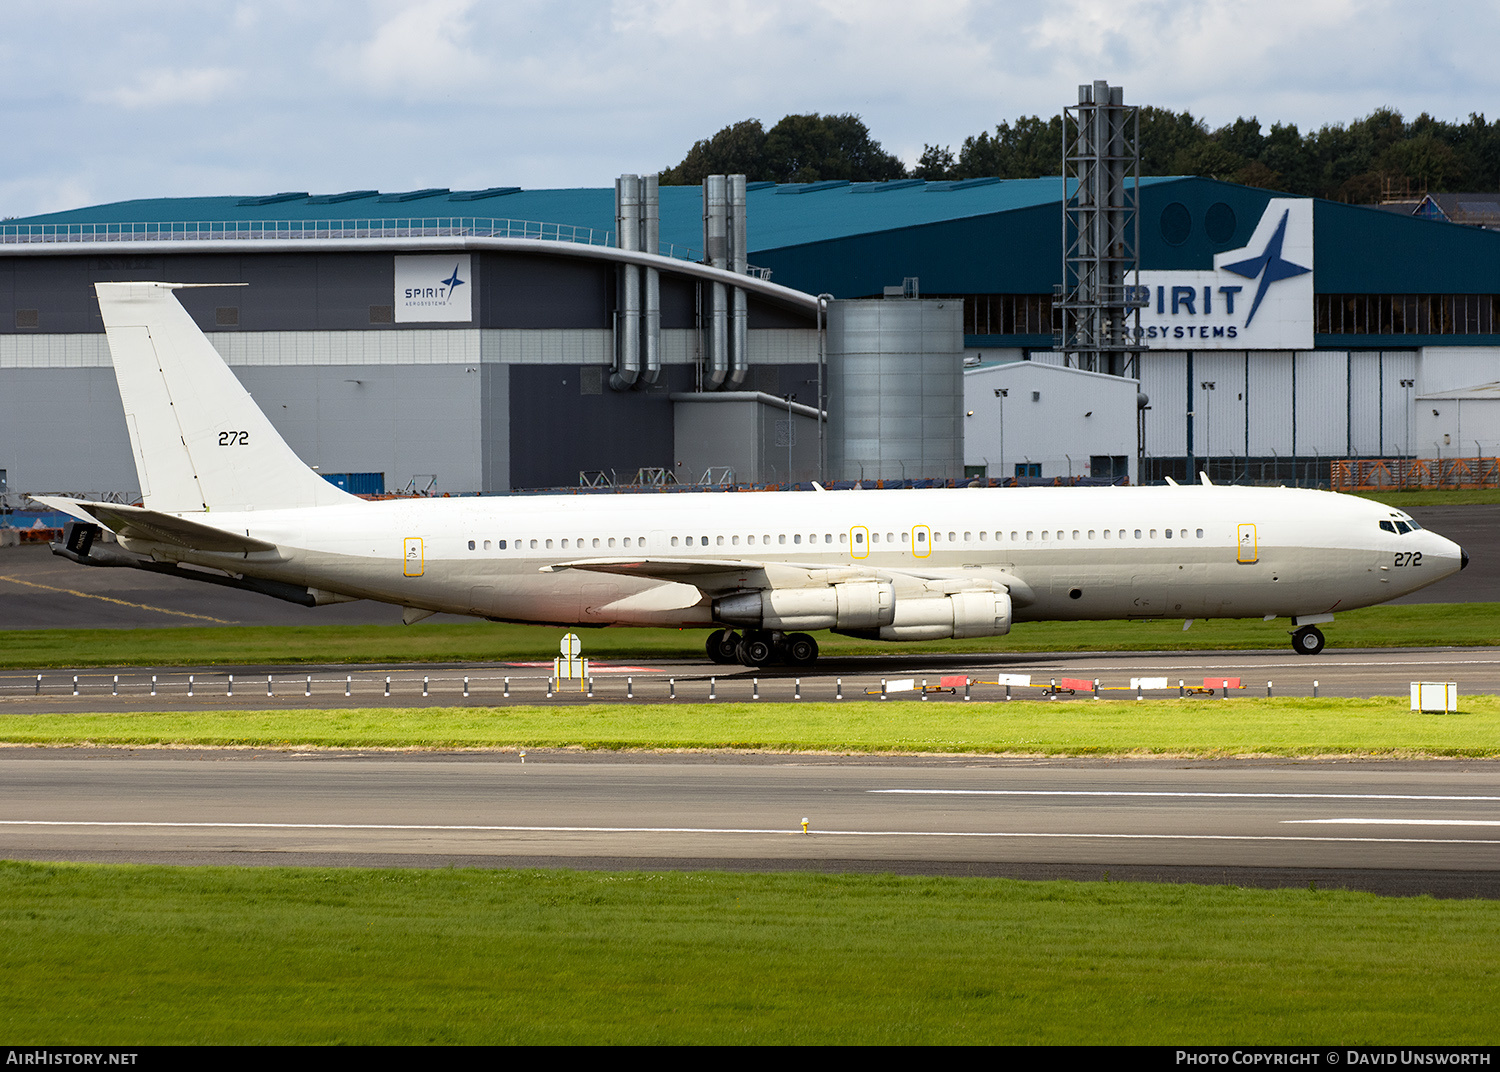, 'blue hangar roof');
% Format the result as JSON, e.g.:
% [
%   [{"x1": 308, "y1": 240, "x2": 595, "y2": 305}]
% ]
[{"x1": 11, "y1": 176, "x2": 1500, "y2": 299}]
